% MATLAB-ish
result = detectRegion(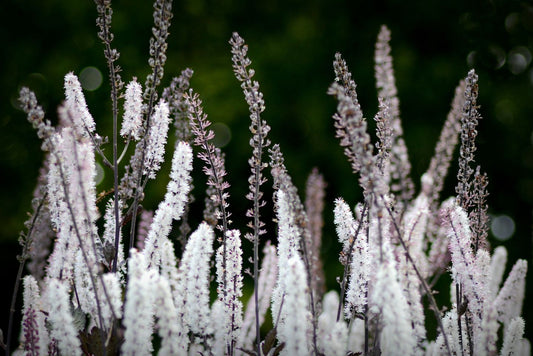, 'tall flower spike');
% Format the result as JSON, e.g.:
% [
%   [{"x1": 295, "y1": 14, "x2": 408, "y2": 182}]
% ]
[
  {"x1": 21, "y1": 276, "x2": 49, "y2": 355},
  {"x1": 456, "y1": 69, "x2": 481, "y2": 209},
  {"x1": 371, "y1": 259, "x2": 417, "y2": 355},
  {"x1": 215, "y1": 229, "x2": 244, "y2": 355},
  {"x1": 122, "y1": 250, "x2": 155, "y2": 356},
  {"x1": 143, "y1": 141, "x2": 194, "y2": 268},
  {"x1": 493, "y1": 259, "x2": 527, "y2": 326},
  {"x1": 46, "y1": 279, "x2": 82, "y2": 355},
  {"x1": 331, "y1": 54, "x2": 366, "y2": 174},
  {"x1": 143, "y1": 99, "x2": 171, "y2": 179},
  {"x1": 162, "y1": 68, "x2": 194, "y2": 142},
  {"x1": 374, "y1": 25, "x2": 414, "y2": 205},
  {"x1": 143, "y1": 0, "x2": 173, "y2": 112},
  {"x1": 271, "y1": 189, "x2": 301, "y2": 336},
  {"x1": 240, "y1": 242, "x2": 278, "y2": 351},
  {"x1": 335, "y1": 199, "x2": 370, "y2": 318},
  {"x1": 182, "y1": 222, "x2": 215, "y2": 337},
  {"x1": 121, "y1": 78, "x2": 144, "y2": 141},
  {"x1": 500, "y1": 317, "x2": 525, "y2": 356},
  {"x1": 186, "y1": 89, "x2": 232, "y2": 234},
  {"x1": 230, "y1": 33, "x2": 271, "y2": 354},
  {"x1": 305, "y1": 168, "x2": 327, "y2": 297},
  {"x1": 279, "y1": 256, "x2": 313, "y2": 356},
  {"x1": 64, "y1": 72, "x2": 96, "y2": 136},
  {"x1": 269, "y1": 145, "x2": 319, "y2": 352},
  {"x1": 328, "y1": 82, "x2": 388, "y2": 198},
  {"x1": 442, "y1": 201, "x2": 486, "y2": 328},
  {"x1": 153, "y1": 274, "x2": 188, "y2": 356}
]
